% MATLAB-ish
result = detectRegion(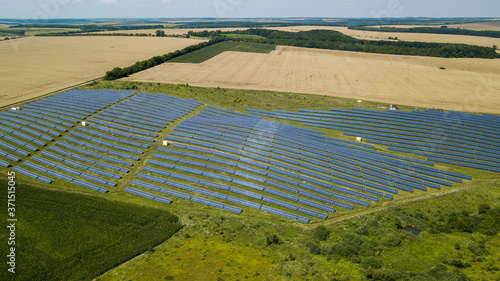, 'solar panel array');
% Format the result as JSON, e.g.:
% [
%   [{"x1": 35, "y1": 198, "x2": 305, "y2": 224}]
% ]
[
  {"x1": 124, "y1": 104, "x2": 472, "y2": 223},
  {"x1": 0, "y1": 89, "x2": 134, "y2": 169},
  {"x1": 5, "y1": 90, "x2": 201, "y2": 195},
  {"x1": 3, "y1": 88, "x2": 484, "y2": 223},
  {"x1": 247, "y1": 108, "x2": 498, "y2": 174}
]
